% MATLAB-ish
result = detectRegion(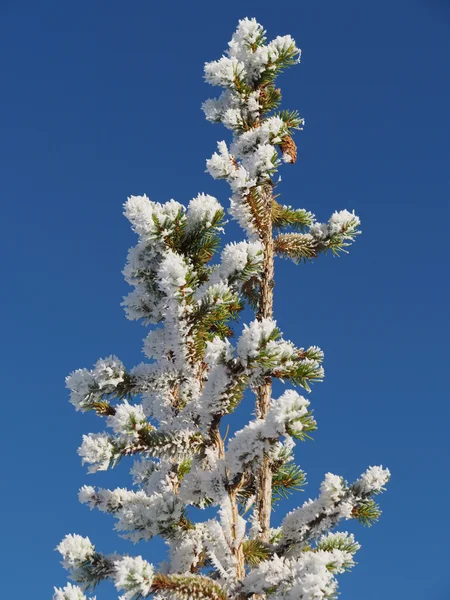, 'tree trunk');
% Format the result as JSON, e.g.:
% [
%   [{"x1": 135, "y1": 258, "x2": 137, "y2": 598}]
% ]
[{"x1": 256, "y1": 184, "x2": 275, "y2": 542}]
